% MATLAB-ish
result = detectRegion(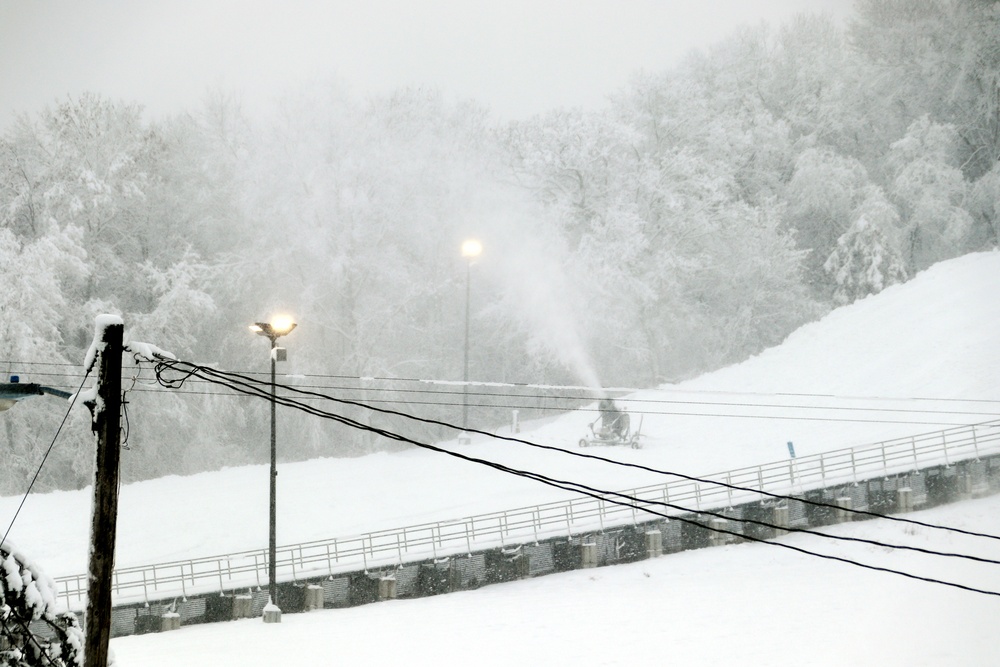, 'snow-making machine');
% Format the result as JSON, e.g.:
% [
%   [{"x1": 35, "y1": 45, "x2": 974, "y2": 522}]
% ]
[{"x1": 579, "y1": 398, "x2": 642, "y2": 449}]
